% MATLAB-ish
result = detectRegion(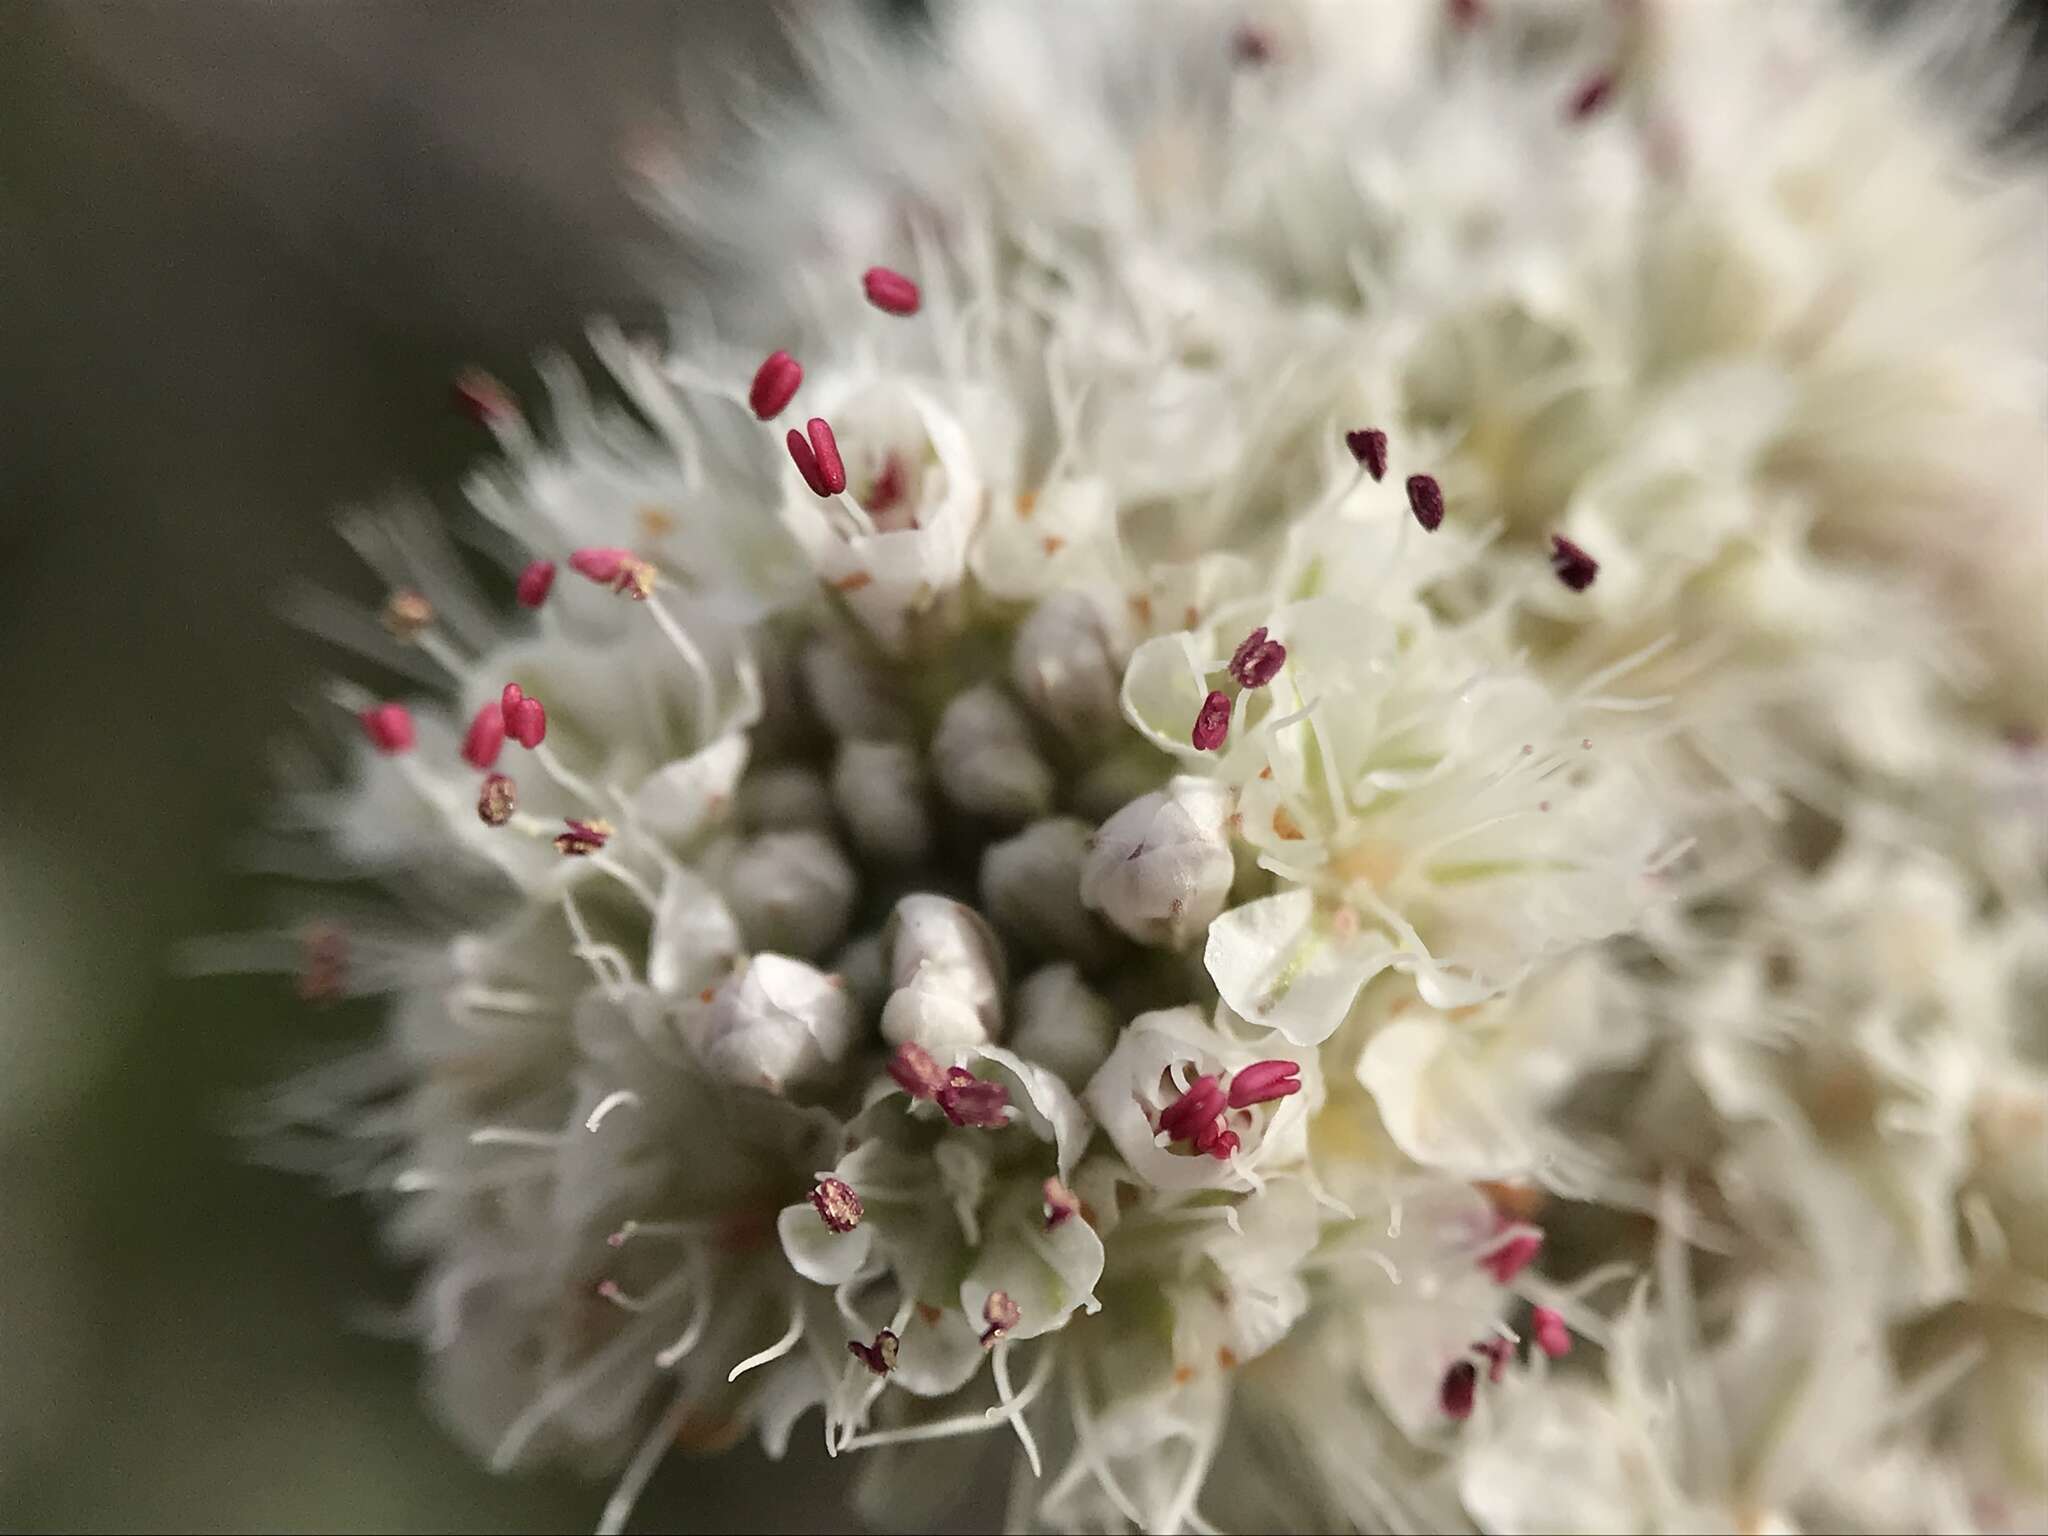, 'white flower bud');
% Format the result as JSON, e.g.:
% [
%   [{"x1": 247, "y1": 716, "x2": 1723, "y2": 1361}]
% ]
[
  {"x1": 980, "y1": 816, "x2": 1113, "y2": 966},
  {"x1": 884, "y1": 894, "x2": 1006, "y2": 1032},
  {"x1": 738, "y1": 765, "x2": 835, "y2": 832},
  {"x1": 931, "y1": 684, "x2": 1053, "y2": 822},
  {"x1": 881, "y1": 970, "x2": 992, "y2": 1052},
  {"x1": 697, "y1": 953, "x2": 852, "y2": 1094},
  {"x1": 1079, "y1": 775, "x2": 1235, "y2": 949},
  {"x1": 1008, "y1": 963, "x2": 1119, "y2": 1090},
  {"x1": 1010, "y1": 589, "x2": 1127, "y2": 744},
  {"x1": 721, "y1": 829, "x2": 856, "y2": 960},
  {"x1": 831, "y1": 740, "x2": 932, "y2": 863},
  {"x1": 801, "y1": 637, "x2": 912, "y2": 742}
]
